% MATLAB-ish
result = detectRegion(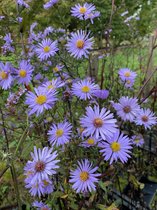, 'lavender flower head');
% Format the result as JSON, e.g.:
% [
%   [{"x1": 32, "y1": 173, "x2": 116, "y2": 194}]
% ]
[
  {"x1": 80, "y1": 136, "x2": 101, "y2": 148},
  {"x1": 25, "y1": 178, "x2": 54, "y2": 197},
  {"x1": 33, "y1": 201, "x2": 50, "y2": 210},
  {"x1": 71, "y1": 3, "x2": 96, "y2": 20},
  {"x1": 118, "y1": 68, "x2": 137, "y2": 82},
  {"x1": 131, "y1": 134, "x2": 144, "y2": 147},
  {"x1": 124, "y1": 78, "x2": 135, "y2": 89},
  {"x1": 29, "y1": 146, "x2": 59, "y2": 182},
  {"x1": 25, "y1": 86, "x2": 57, "y2": 116},
  {"x1": 99, "y1": 130, "x2": 132, "y2": 164},
  {"x1": 16, "y1": 0, "x2": 29, "y2": 8},
  {"x1": 53, "y1": 64, "x2": 64, "y2": 73},
  {"x1": 72, "y1": 79, "x2": 99, "y2": 100},
  {"x1": 135, "y1": 108, "x2": 157, "y2": 129},
  {"x1": 0, "y1": 62, "x2": 13, "y2": 90},
  {"x1": 66, "y1": 30, "x2": 93, "y2": 59},
  {"x1": 69, "y1": 159, "x2": 100, "y2": 193},
  {"x1": 35, "y1": 38, "x2": 58, "y2": 61},
  {"x1": 48, "y1": 121, "x2": 72, "y2": 146},
  {"x1": 2, "y1": 33, "x2": 15, "y2": 53},
  {"x1": 113, "y1": 96, "x2": 140, "y2": 122},
  {"x1": 93, "y1": 89, "x2": 109, "y2": 99},
  {"x1": 80, "y1": 105, "x2": 117, "y2": 140},
  {"x1": 42, "y1": 78, "x2": 64, "y2": 91},
  {"x1": 15, "y1": 60, "x2": 34, "y2": 85},
  {"x1": 43, "y1": 0, "x2": 59, "y2": 9},
  {"x1": 85, "y1": 11, "x2": 100, "y2": 24},
  {"x1": 24, "y1": 146, "x2": 59, "y2": 197}
]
